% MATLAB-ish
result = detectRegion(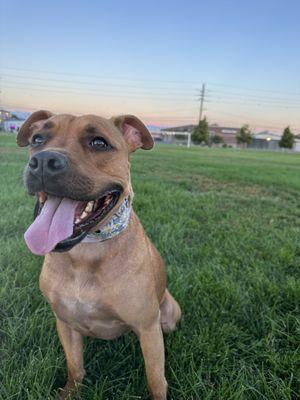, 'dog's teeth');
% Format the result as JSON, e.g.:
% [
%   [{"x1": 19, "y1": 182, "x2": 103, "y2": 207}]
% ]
[
  {"x1": 38, "y1": 191, "x2": 47, "y2": 203},
  {"x1": 75, "y1": 218, "x2": 80, "y2": 224},
  {"x1": 81, "y1": 211, "x2": 88, "y2": 219},
  {"x1": 85, "y1": 201, "x2": 94, "y2": 212}
]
